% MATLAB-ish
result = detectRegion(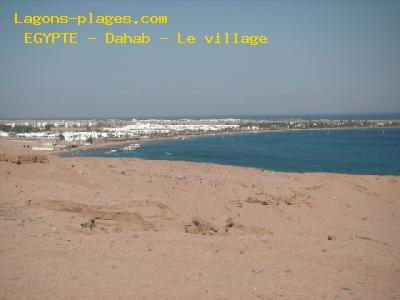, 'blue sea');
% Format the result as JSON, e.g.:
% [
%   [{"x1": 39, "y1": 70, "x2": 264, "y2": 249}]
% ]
[{"x1": 73, "y1": 128, "x2": 400, "y2": 175}]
